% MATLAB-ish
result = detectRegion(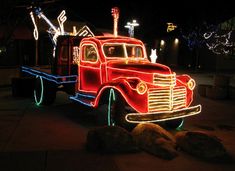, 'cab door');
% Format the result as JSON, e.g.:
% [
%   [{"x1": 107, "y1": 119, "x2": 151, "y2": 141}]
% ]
[{"x1": 78, "y1": 43, "x2": 101, "y2": 94}]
